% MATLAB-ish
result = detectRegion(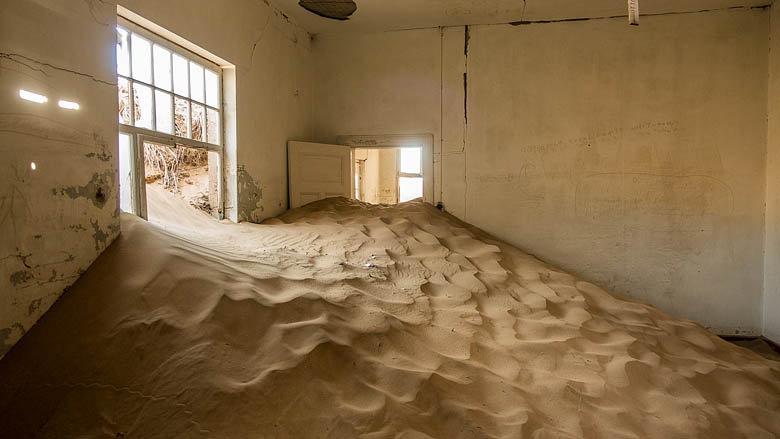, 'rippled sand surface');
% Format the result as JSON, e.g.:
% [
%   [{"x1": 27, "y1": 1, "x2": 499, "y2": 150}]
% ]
[{"x1": 0, "y1": 198, "x2": 778, "y2": 438}]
